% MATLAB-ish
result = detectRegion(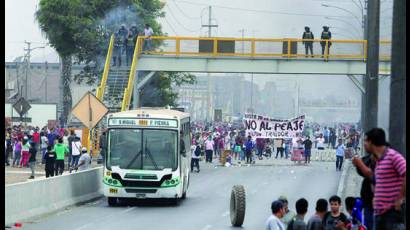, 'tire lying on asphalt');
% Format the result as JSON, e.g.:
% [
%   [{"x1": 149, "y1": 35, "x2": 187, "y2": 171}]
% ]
[{"x1": 230, "y1": 185, "x2": 246, "y2": 227}]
